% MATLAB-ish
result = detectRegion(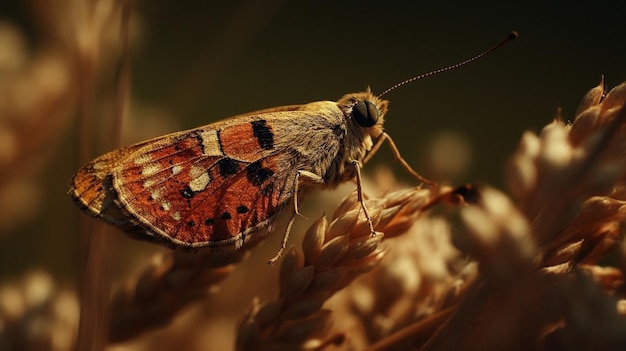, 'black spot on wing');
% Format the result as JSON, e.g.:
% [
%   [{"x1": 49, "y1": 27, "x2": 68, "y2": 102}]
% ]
[
  {"x1": 220, "y1": 212, "x2": 232, "y2": 220},
  {"x1": 247, "y1": 161, "x2": 274, "y2": 186},
  {"x1": 218, "y1": 157, "x2": 240, "y2": 177},
  {"x1": 205, "y1": 218, "x2": 215, "y2": 225},
  {"x1": 237, "y1": 205, "x2": 249, "y2": 214},
  {"x1": 251, "y1": 120, "x2": 274, "y2": 150},
  {"x1": 180, "y1": 186, "x2": 196, "y2": 199}
]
